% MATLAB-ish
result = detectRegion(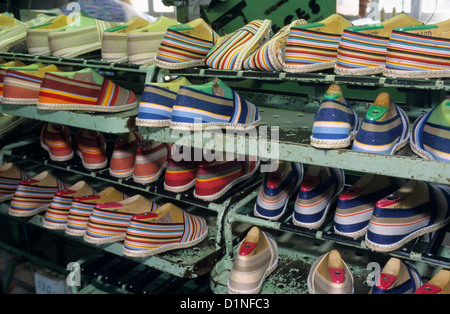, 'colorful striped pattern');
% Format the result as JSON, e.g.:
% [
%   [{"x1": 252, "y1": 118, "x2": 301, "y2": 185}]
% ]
[
  {"x1": 2, "y1": 69, "x2": 44, "y2": 104},
  {"x1": 40, "y1": 123, "x2": 73, "y2": 162},
  {"x1": 109, "y1": 132, "x2": 140, "y2": 178},
  {"x1": 205, "y1": 19, "x2": 271, "y2": 70},
  {"x1": 0, "y1": 168, "x2": 28, "y2": 201},
  {"x1": 385, "y1": 30, "x2": 450, "y2": 77},
  {"x1": 164, "y1": 158, "x2": 199, "y2": 193},
  {"x1": 74, "y1": 129, "x2": 107, "y2": 170},
  {"x1": 136, "y1": 84, "x2": 178, "y2": 127},
  {"x1": 133, "y1": 141, "x2": 168, "y2": 184}
]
